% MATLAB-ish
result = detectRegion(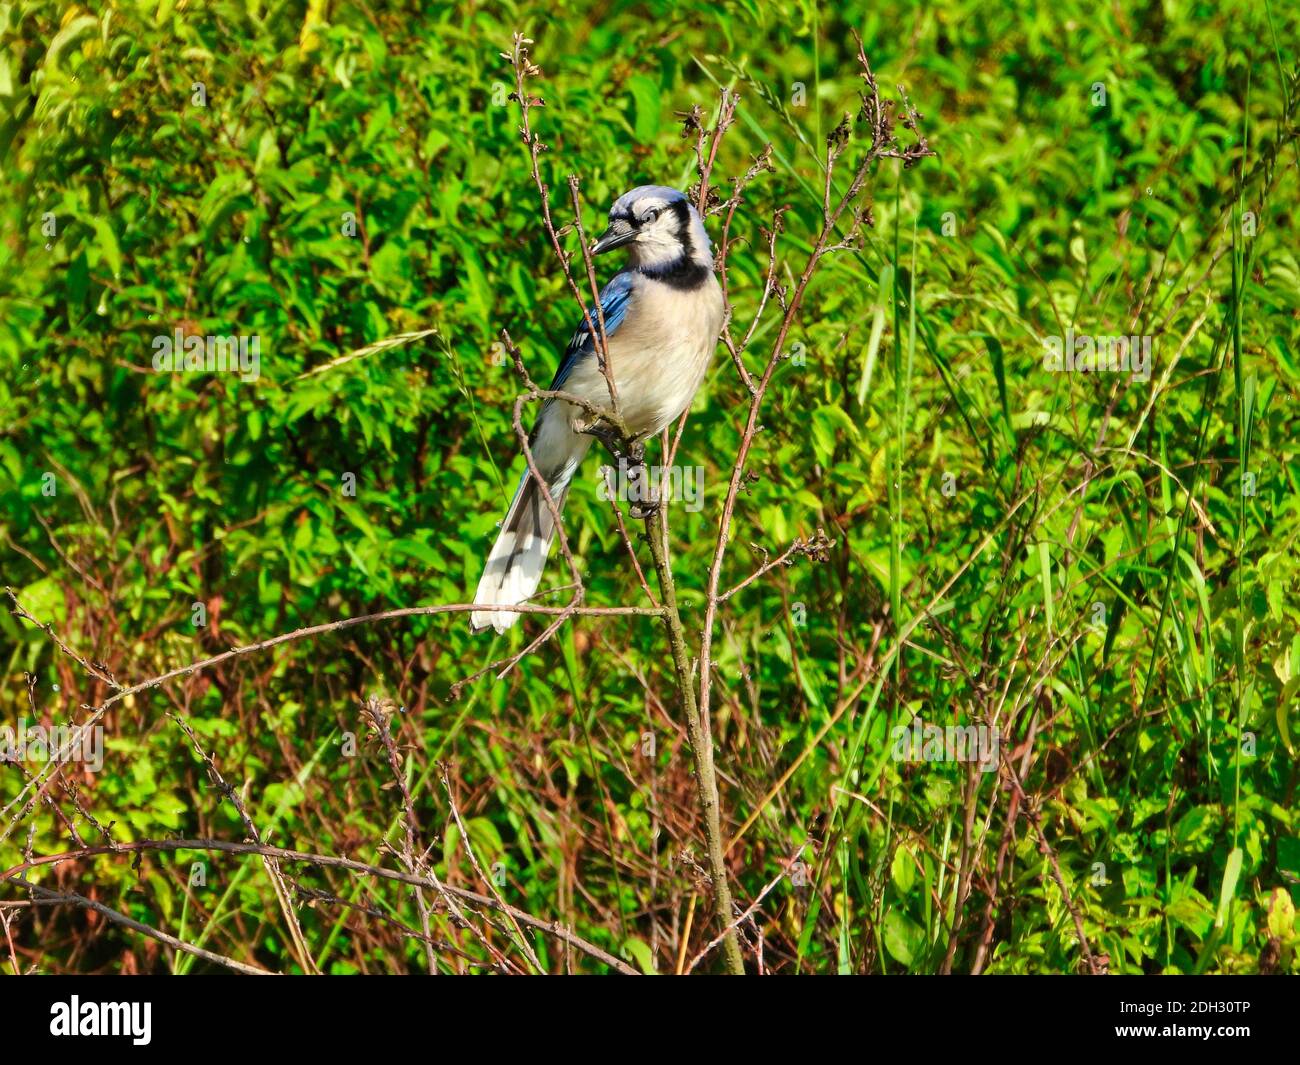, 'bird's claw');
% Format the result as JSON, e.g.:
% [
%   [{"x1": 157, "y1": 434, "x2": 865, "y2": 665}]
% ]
[
  {"x1": 624, "y1": 449, "x2": 660, "y2": 519},
  {"x1": 576, "y1": 418, "x2": 626, "y2": 459},
  {"x1": 578, "y1": 420, "x2": 656, "y2": 515},
  {"x1": 579, "y1": 420, "x2": 647, "y2": 472}
]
